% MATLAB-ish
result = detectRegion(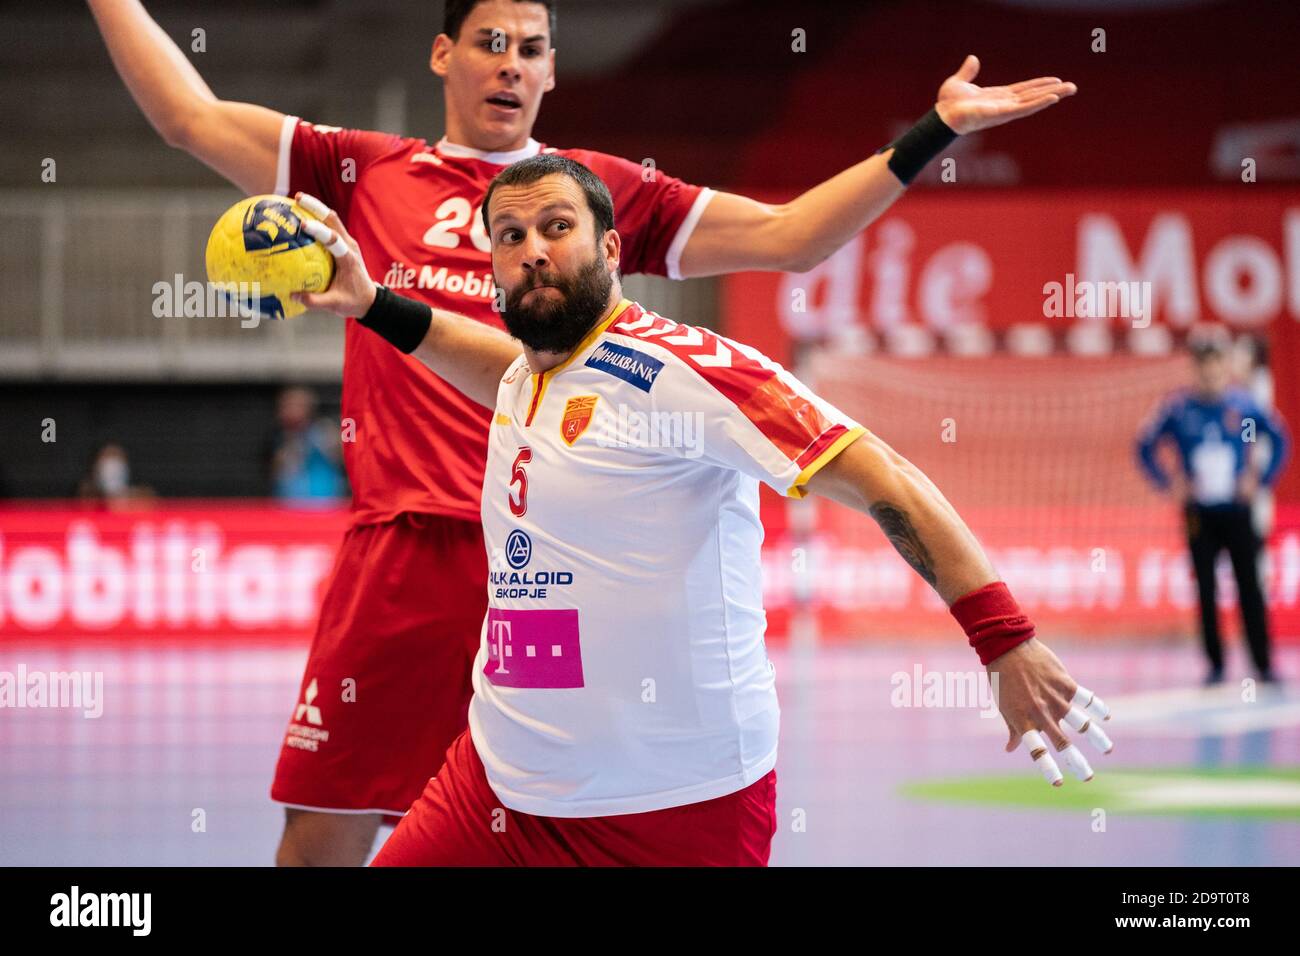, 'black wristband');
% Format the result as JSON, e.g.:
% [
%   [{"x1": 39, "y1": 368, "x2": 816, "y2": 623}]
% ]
[
  {"x1": 355, "y1": 285, "x2": 432, "y2": 354},
  {"x1": 875, "y1": 108, "x2": 958, "y2": 186}
]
